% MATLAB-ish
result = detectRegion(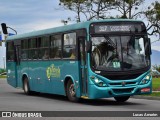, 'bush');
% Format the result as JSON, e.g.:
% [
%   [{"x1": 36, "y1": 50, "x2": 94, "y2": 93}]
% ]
[
  {"x1": 152, "y1": 65, "x2": 160, "y2": 72},
  {"x1": 0, "y1": 69, "x2": 6, "y2": 74}
]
